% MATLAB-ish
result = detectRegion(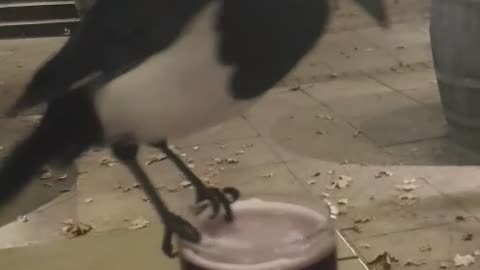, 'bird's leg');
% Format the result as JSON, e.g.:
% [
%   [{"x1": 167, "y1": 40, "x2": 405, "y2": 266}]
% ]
[
  {"x1": 154, "y1": 141, "x2": 240, "y2": 221},
  {"x1": 111, "y1": 142, "x2": 200, "y2": 258}
]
